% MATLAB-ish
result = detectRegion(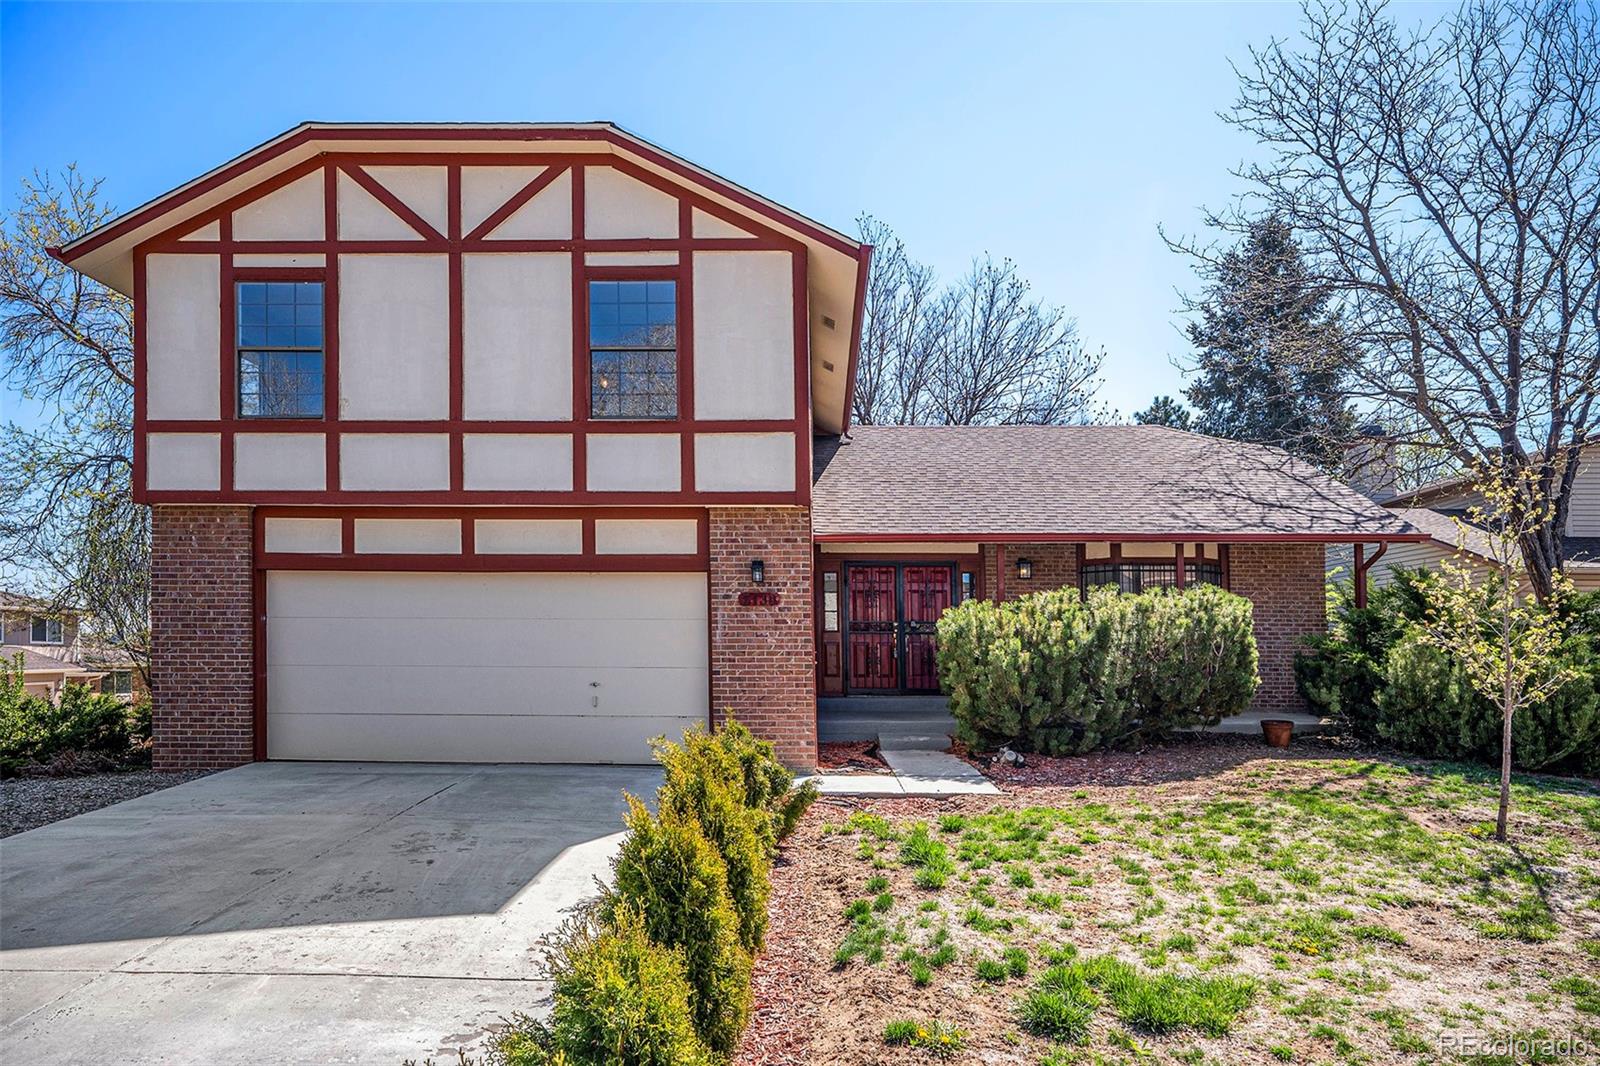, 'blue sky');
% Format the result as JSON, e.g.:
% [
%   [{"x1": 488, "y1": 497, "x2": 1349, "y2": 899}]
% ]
[{"x1": 0, "y1": 1, "x2": 1440, "y2": 424}]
